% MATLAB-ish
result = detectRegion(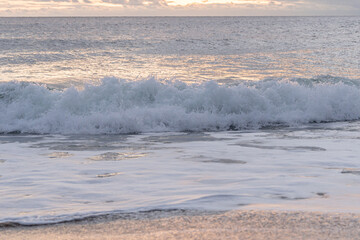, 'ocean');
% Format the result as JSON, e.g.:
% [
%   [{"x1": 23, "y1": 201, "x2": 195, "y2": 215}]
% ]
[{"x1": 0, "y1": 16, "x2": 360, "y2": 225}]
